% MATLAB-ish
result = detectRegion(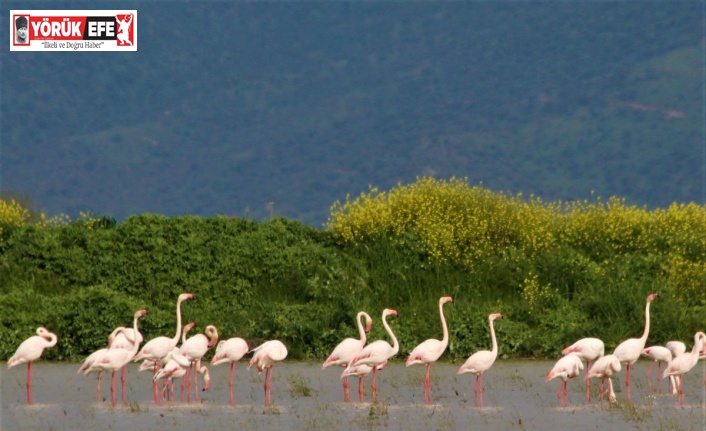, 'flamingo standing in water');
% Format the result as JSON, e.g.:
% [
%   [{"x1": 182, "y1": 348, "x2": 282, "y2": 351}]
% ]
[
  {"x1": 662, "y1": 331, "x2": 706, "y2": 406},
  {"x1": 179, "y1": 324, "x2": 218, "y2": 402},
  {"x1": 86, "y1": 309, "x2": 148, "y2": 406},
  {"x1": 248, "y1": 340, "x2": 288, "y2": 405},
  {"x1": 665, "y1": 340, "x2": 687, "y2": 395},
  {"x1": 586, "y1": 354, "x2": 621, "y2": 404},
  {"x1": 346, "y1": 308, "x2": 399, "y2": 404},
  {"x1": 7, "y1": 327, "x2": 58, "y2": 404},
  {"x1": 106, "y1": 310, "x2": 146, "y2": 404},
  {"x1": 340, "y1": 361, "x2": 387, "y2": 403},
  {"x1": 133, "y1": 292, "x2": 193, "y2": 404},
  {"x1": 546, "y1": 353, "x2": 584, "y2": 407},
  {"x1": 458, "y1": 313, "x2": 503, "y2": 407},
  {"x1": 641, "y1": 345, "x2": 672, "y2": 393},
  {"x1": 561, "y1": 337, "x2": 604, "y2": 403},
  {"x1": 322, "y1": 311, "x2": 373, "y2": 402},
  {"x1": 612, "y1": 292, "x2": 658, "y2": 402},
  {"x1": 406, "y1": 296, "x2": 453, "y2": 404},
  {"x1": 211, "y1": 336, "x2": 249, "y2": 404}
]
